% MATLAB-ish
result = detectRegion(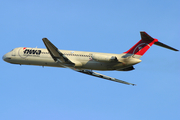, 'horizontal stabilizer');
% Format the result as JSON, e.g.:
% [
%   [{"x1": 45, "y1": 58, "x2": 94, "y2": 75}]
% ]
[
  {"x1": 154, "y1": 41, "x2": 179, "y2": 51},
  {"x1": 141, "y1": 32, "x2": 179, "y2": 51}
]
